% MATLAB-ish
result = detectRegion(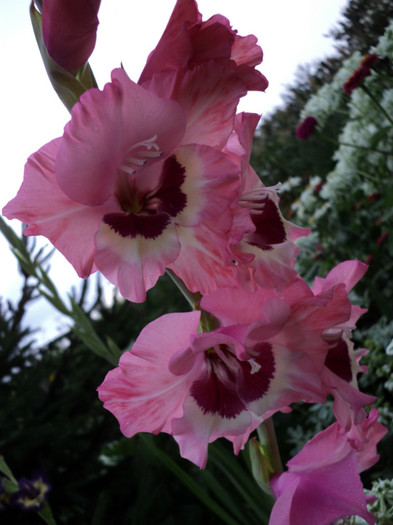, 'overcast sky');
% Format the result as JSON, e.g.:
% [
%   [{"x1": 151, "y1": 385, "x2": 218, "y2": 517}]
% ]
[{"x1": 0, "y1": 0, "x2": 347, "y2": 342}]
